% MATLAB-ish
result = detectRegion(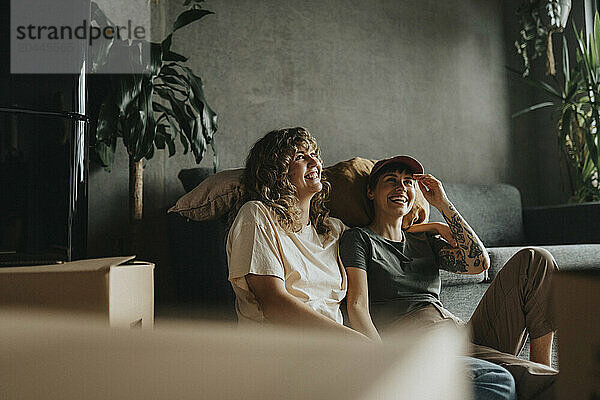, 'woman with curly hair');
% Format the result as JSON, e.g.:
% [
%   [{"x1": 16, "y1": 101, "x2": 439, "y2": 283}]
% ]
[{"x1": 226, "y1": 127, "x2": 367, "y2": 340}]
